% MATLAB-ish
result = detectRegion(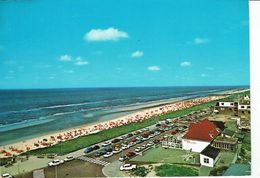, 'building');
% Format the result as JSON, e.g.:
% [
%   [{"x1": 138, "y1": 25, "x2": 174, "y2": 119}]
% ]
[
  {"x1": 214, "y1": 101, "x2": 238, "y2": 115},
  {"x1": 238, "y1": 100, "x2": 250, "y2": 118},
  {"x1": 214, "y1": 96, "x2": 250, "y2": 118},
  {"x1": 200, "y1": 145, "x2": 220, "y2": 167},
  {"x1": 212, "y1": 136, "x2": 238, "y2": 151},
  {"x1": 162, "y1": 134, "x2": 182, "y2": 149},
  {"x1": 182, "y1": 119, "x2": 221, "y2": 152}
]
